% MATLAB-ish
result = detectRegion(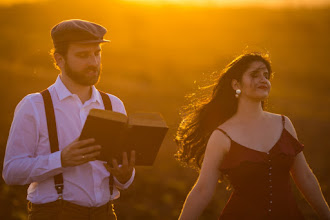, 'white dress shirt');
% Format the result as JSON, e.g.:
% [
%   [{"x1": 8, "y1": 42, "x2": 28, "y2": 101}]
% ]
[{"x1": 3, "y1": 76, "x2": 135, "y2": 207}]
